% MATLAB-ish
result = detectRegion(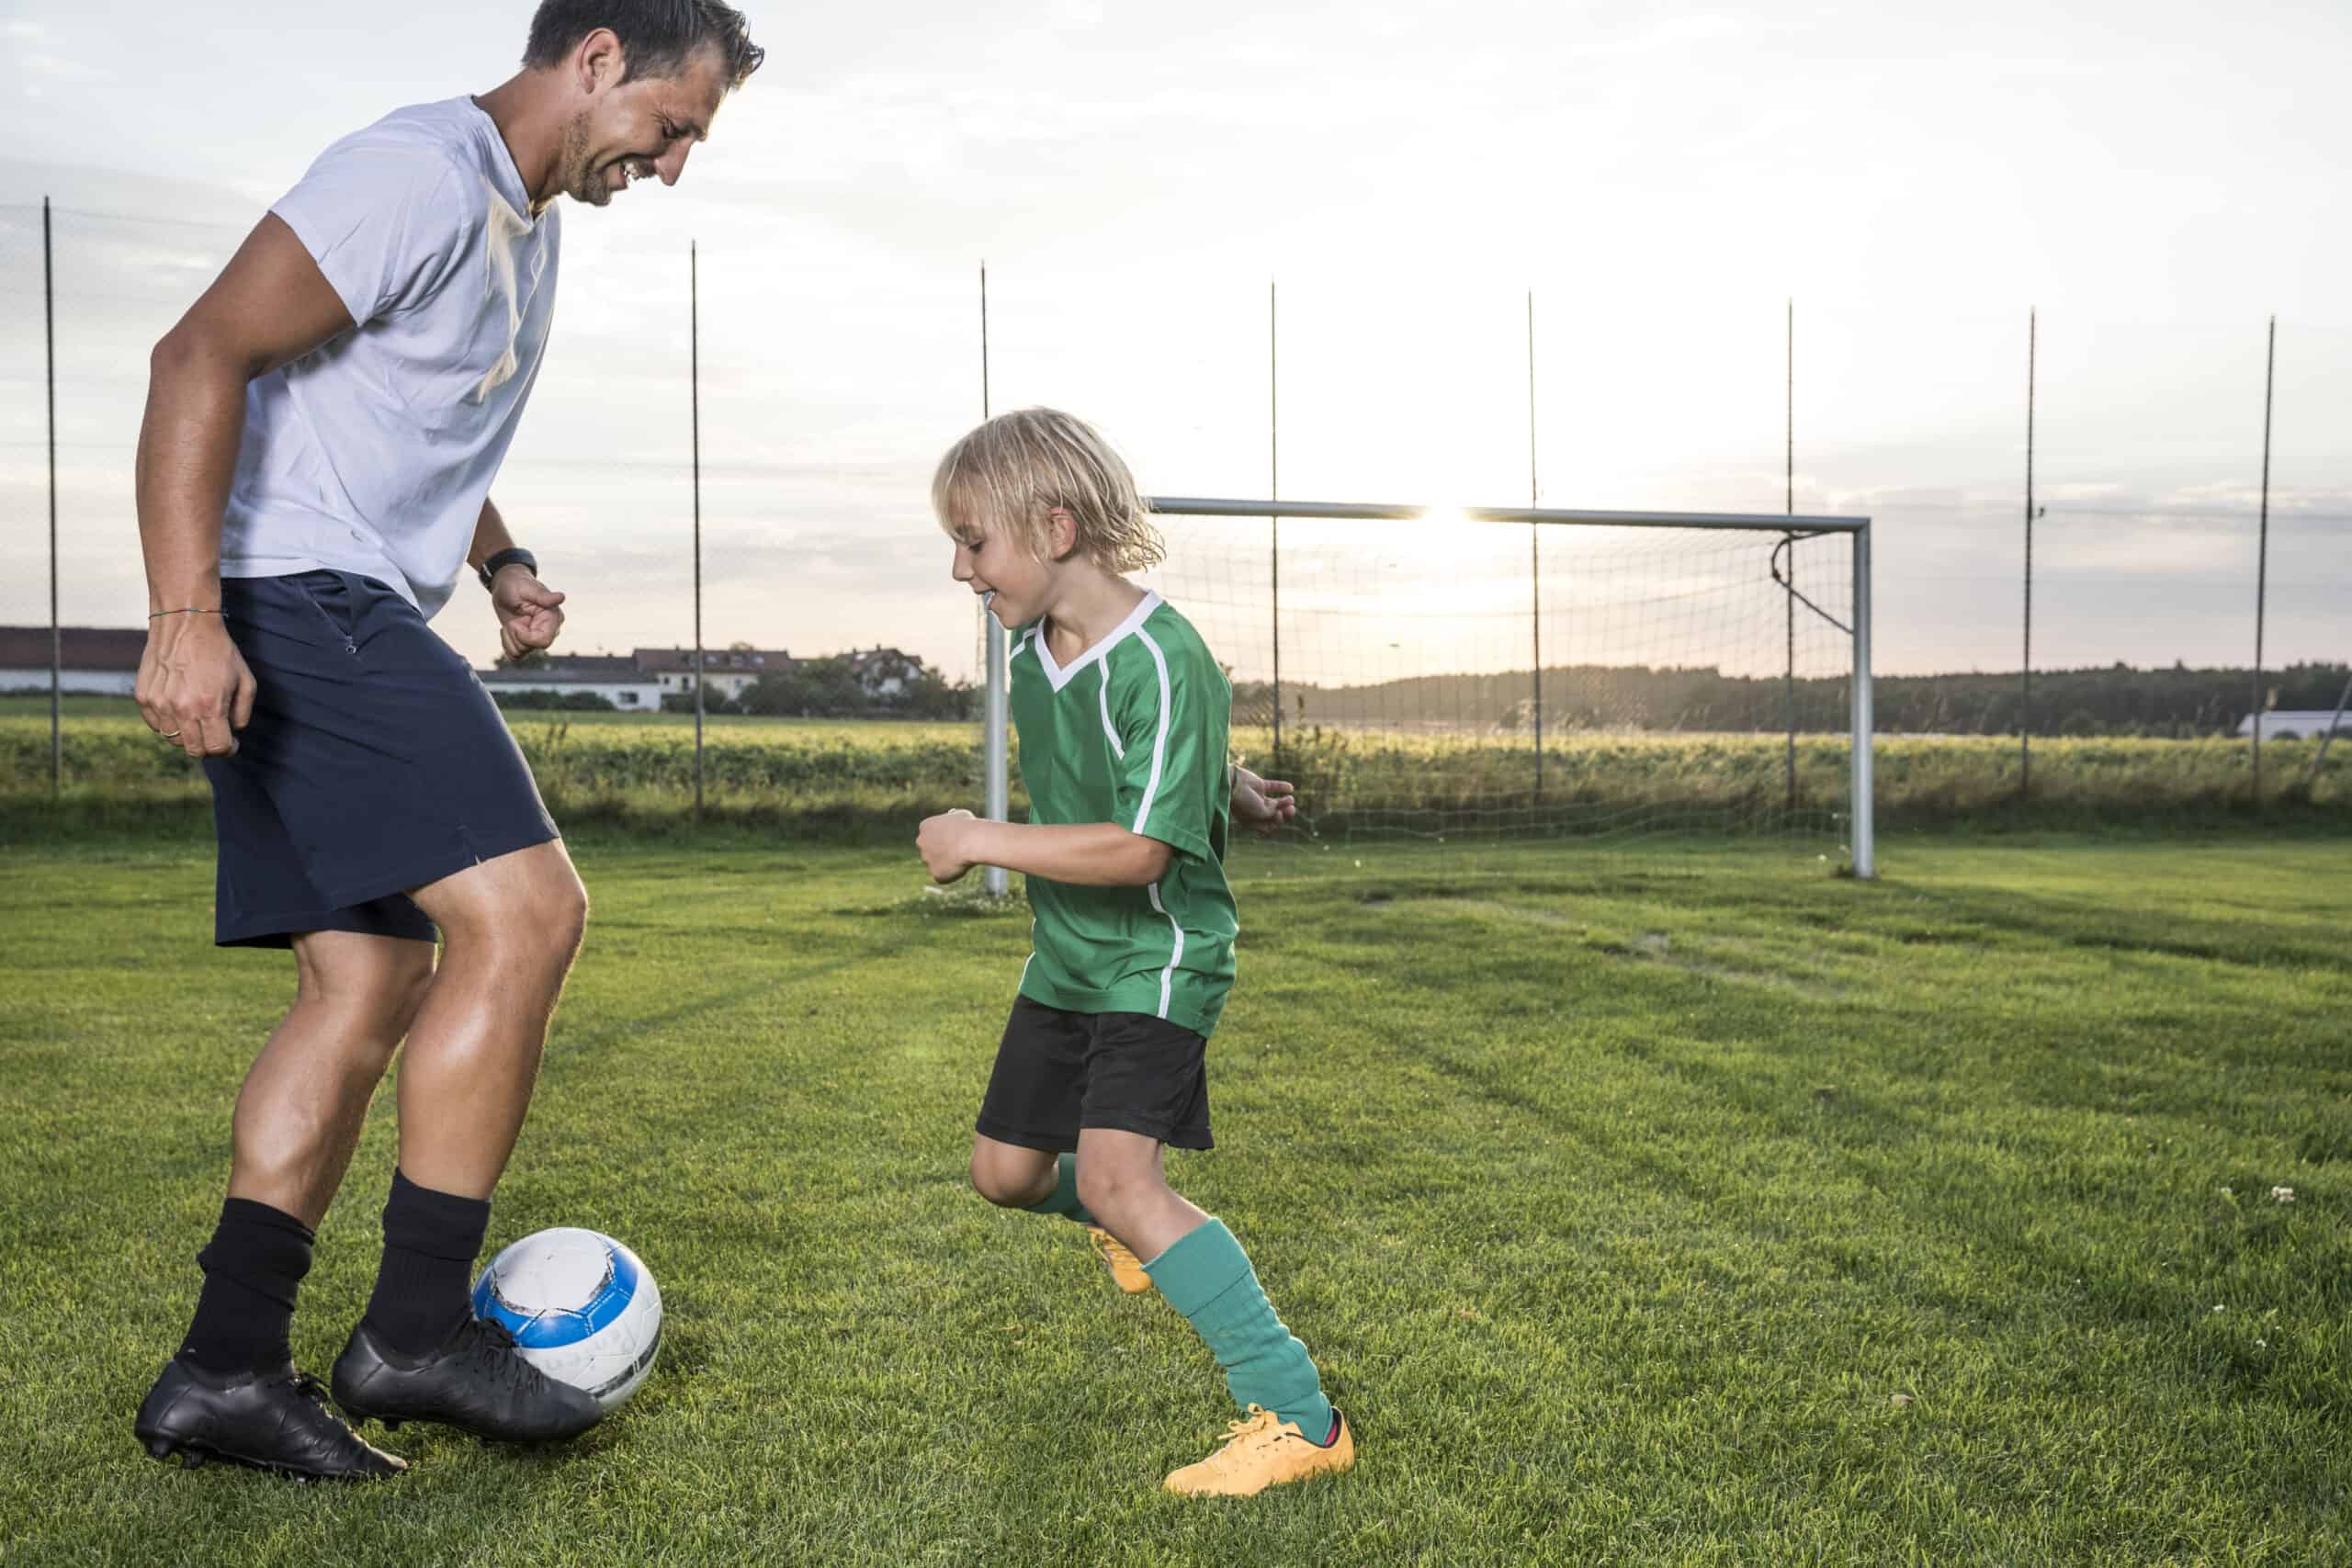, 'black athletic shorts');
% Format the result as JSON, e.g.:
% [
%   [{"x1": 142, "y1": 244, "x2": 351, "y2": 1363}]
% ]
[
  {"x1": 975, "y1": 996, "x2": 1213, "y2": 1152},
  {"x1": 202, "y1": 570, "x2": 560, "y2": 949}
]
